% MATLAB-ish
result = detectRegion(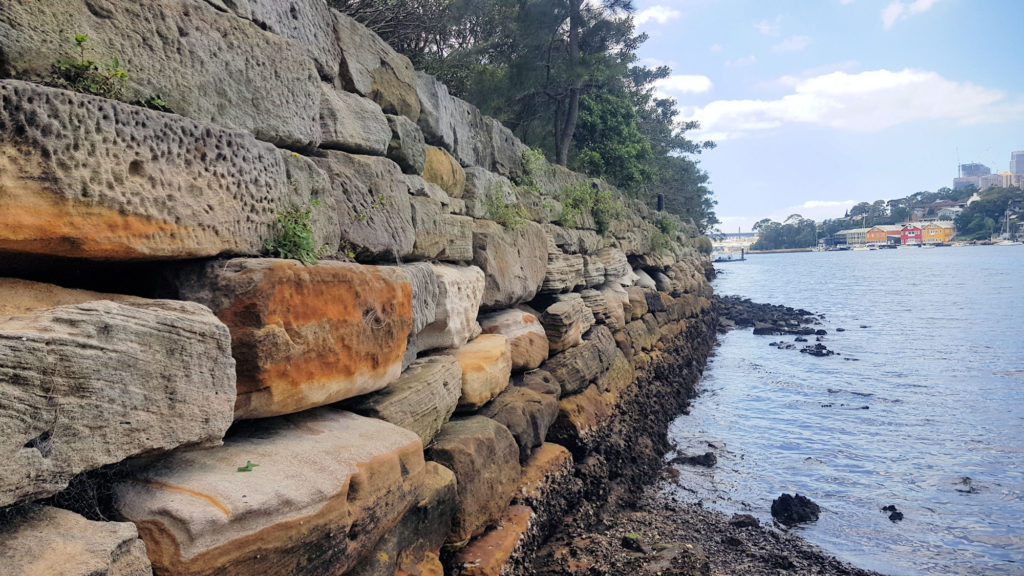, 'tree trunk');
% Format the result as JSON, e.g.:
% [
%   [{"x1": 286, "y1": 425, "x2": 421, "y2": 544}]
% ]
[{"x1": 554, "y1": 0, "x2": 582, "y2": 166}]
